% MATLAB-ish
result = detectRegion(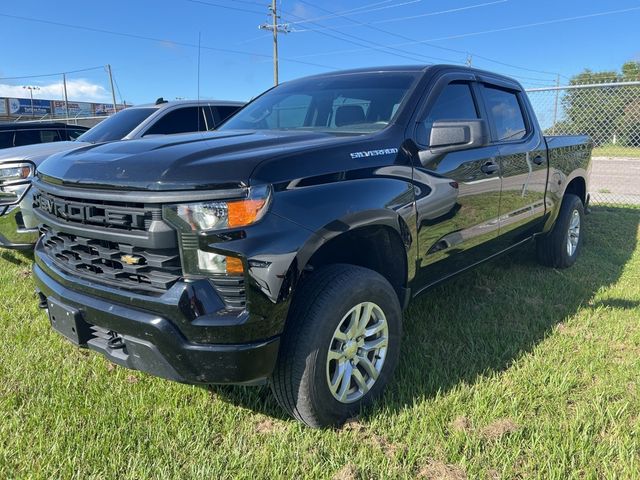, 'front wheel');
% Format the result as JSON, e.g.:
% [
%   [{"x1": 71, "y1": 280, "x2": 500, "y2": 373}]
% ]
[
  {"x1": 536, "y1": 193, "x2": 585, "y2": 268},
  {"x1": 271, "y1": 264, "x2": 402, "y2": 428}
]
